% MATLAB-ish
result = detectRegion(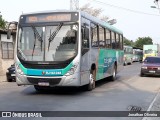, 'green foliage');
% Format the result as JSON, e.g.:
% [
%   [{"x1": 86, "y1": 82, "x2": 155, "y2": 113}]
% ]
[
  {"x1": 124, "y1": 37, "x2": 134, "y2": 47},
  {"x1": 134, "y1": 37, "x2": 153, "y2": 49},
  {"x1": 0, "y1": 16, "x2": 6, "y2": 29}
]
